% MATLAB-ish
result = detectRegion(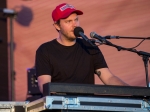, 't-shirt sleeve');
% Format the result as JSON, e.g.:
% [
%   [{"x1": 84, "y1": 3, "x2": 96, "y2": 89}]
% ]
[
  {"x1": 35, "y1": 44, "x2": 52, "y2": 77},
  {"x1": 92, "y1": 46, "x2": 108, "y2": 71}
]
